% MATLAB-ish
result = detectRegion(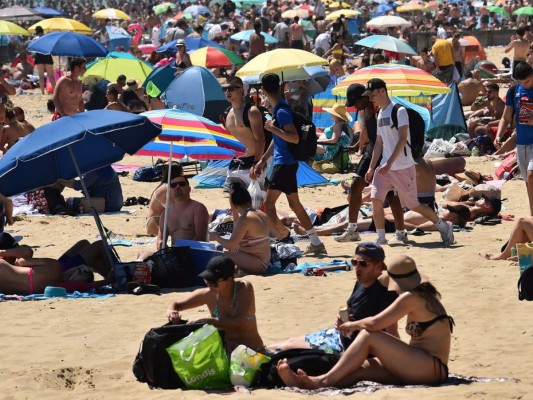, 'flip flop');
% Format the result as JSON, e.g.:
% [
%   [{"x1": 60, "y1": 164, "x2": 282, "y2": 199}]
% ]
[{"x1": 127, "y1": 282, "x2": 161, "y2": 295}]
